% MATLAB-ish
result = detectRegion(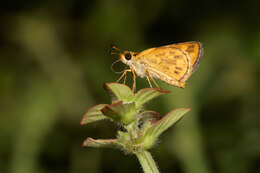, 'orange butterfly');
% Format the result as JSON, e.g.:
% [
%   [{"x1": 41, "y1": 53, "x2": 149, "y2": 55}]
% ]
[{"x1": 111, "y1": 42, "x2": 203, "y2": 91}]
